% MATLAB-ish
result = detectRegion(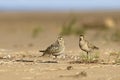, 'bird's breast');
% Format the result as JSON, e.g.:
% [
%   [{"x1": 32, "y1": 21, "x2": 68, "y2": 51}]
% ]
[{"x1": 79, "y1": 41, "x2": 90, "y2": 51}]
